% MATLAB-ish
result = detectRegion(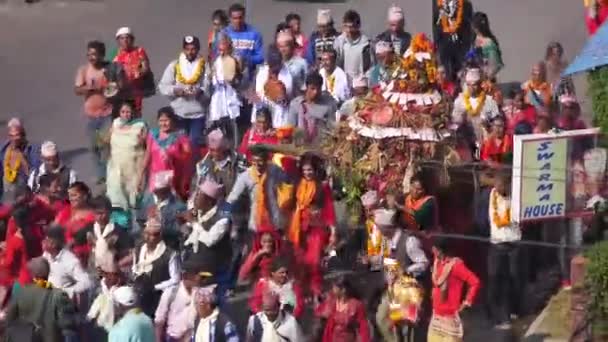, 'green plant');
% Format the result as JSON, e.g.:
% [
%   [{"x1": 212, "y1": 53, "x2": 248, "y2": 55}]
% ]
[
  {"x1": 589, "y1": 66, "x2": 608, "y2": 135},
  {"x1": 585, "y1": 240, "x2": 608, "y2": 333}
]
